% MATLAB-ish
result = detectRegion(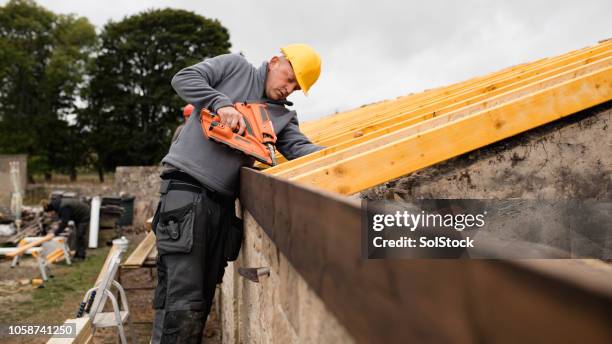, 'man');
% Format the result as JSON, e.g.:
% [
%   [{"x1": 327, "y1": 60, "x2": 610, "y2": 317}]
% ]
[
  {"x1": 42, "y1": 196, "x2": 90, "y2": 260},
  {"x1": 171, "y1": 104, "x2": 194, "y2": 144},
  {"x1": 152, "y1": 44, "x2": 323, "y2": 343}
]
